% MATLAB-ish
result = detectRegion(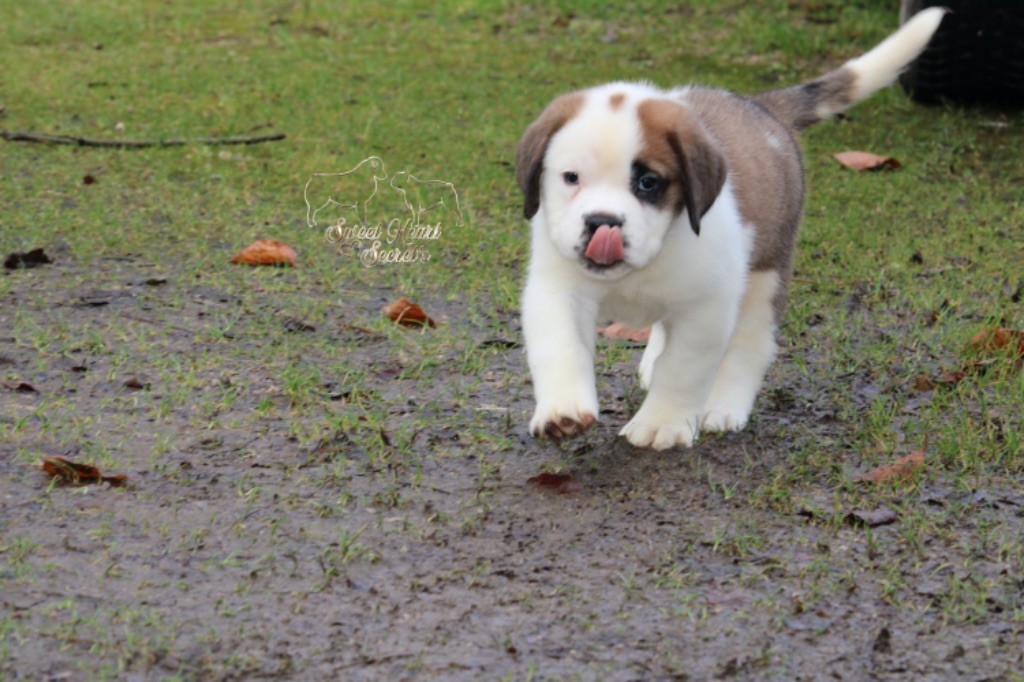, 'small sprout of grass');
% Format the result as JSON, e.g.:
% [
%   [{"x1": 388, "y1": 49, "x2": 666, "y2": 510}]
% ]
[
  {"x1": 316, "y1": 526, "x2": 375, "y2": 588},
  {"x1": 2, "y1": 537, "x2": 39, "y2": 579}
]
